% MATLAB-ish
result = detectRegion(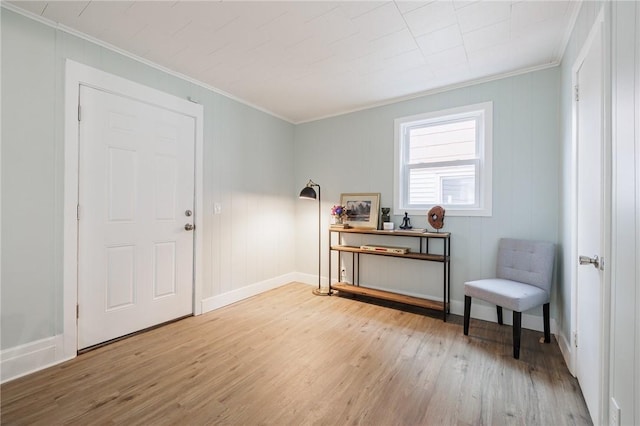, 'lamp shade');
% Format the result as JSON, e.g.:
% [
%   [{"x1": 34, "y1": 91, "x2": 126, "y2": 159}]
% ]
[{"x1": 299, "y1": 186, "x2": 317, "y2": 200}]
